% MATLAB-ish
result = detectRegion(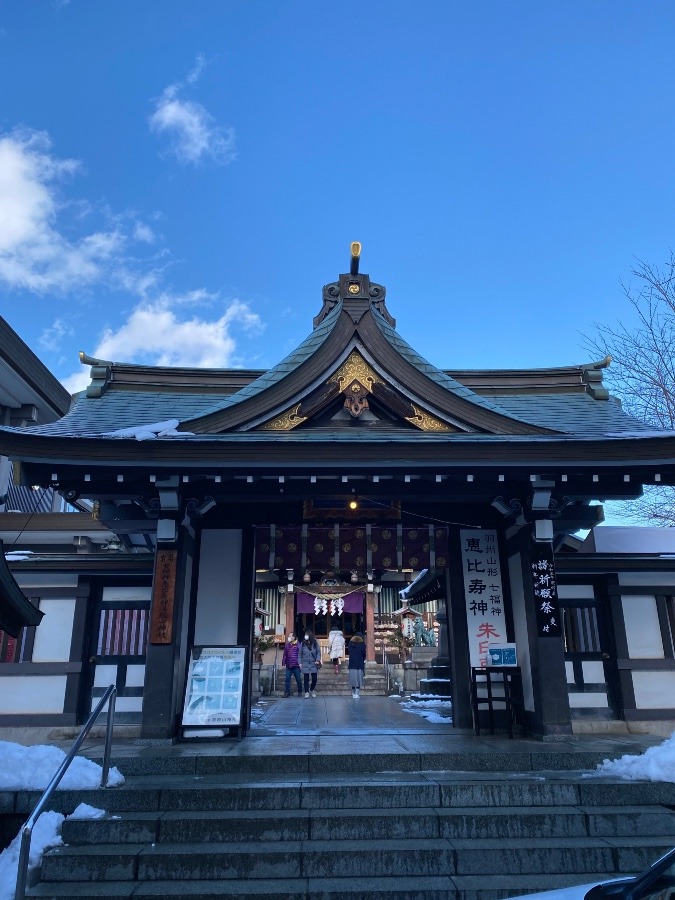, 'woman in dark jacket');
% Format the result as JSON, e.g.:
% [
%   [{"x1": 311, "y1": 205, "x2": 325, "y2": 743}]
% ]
[
  {"x1": 347, "y1": 633, "x2": 366, "y2": 699},
  {"x1": 299, "y1": 633, "x2": 320, "y2": 698}
]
